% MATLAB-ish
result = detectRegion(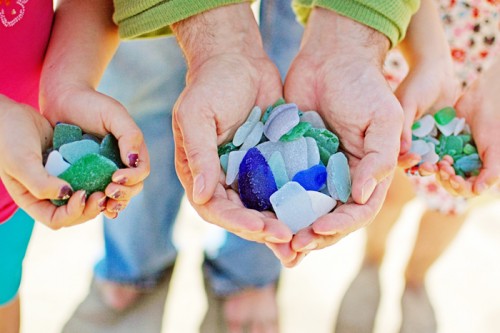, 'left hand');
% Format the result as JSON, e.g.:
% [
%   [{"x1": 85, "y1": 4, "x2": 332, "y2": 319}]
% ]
[{"x1": 283, "y1": 8, "x2": 403, "y2": 262}]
